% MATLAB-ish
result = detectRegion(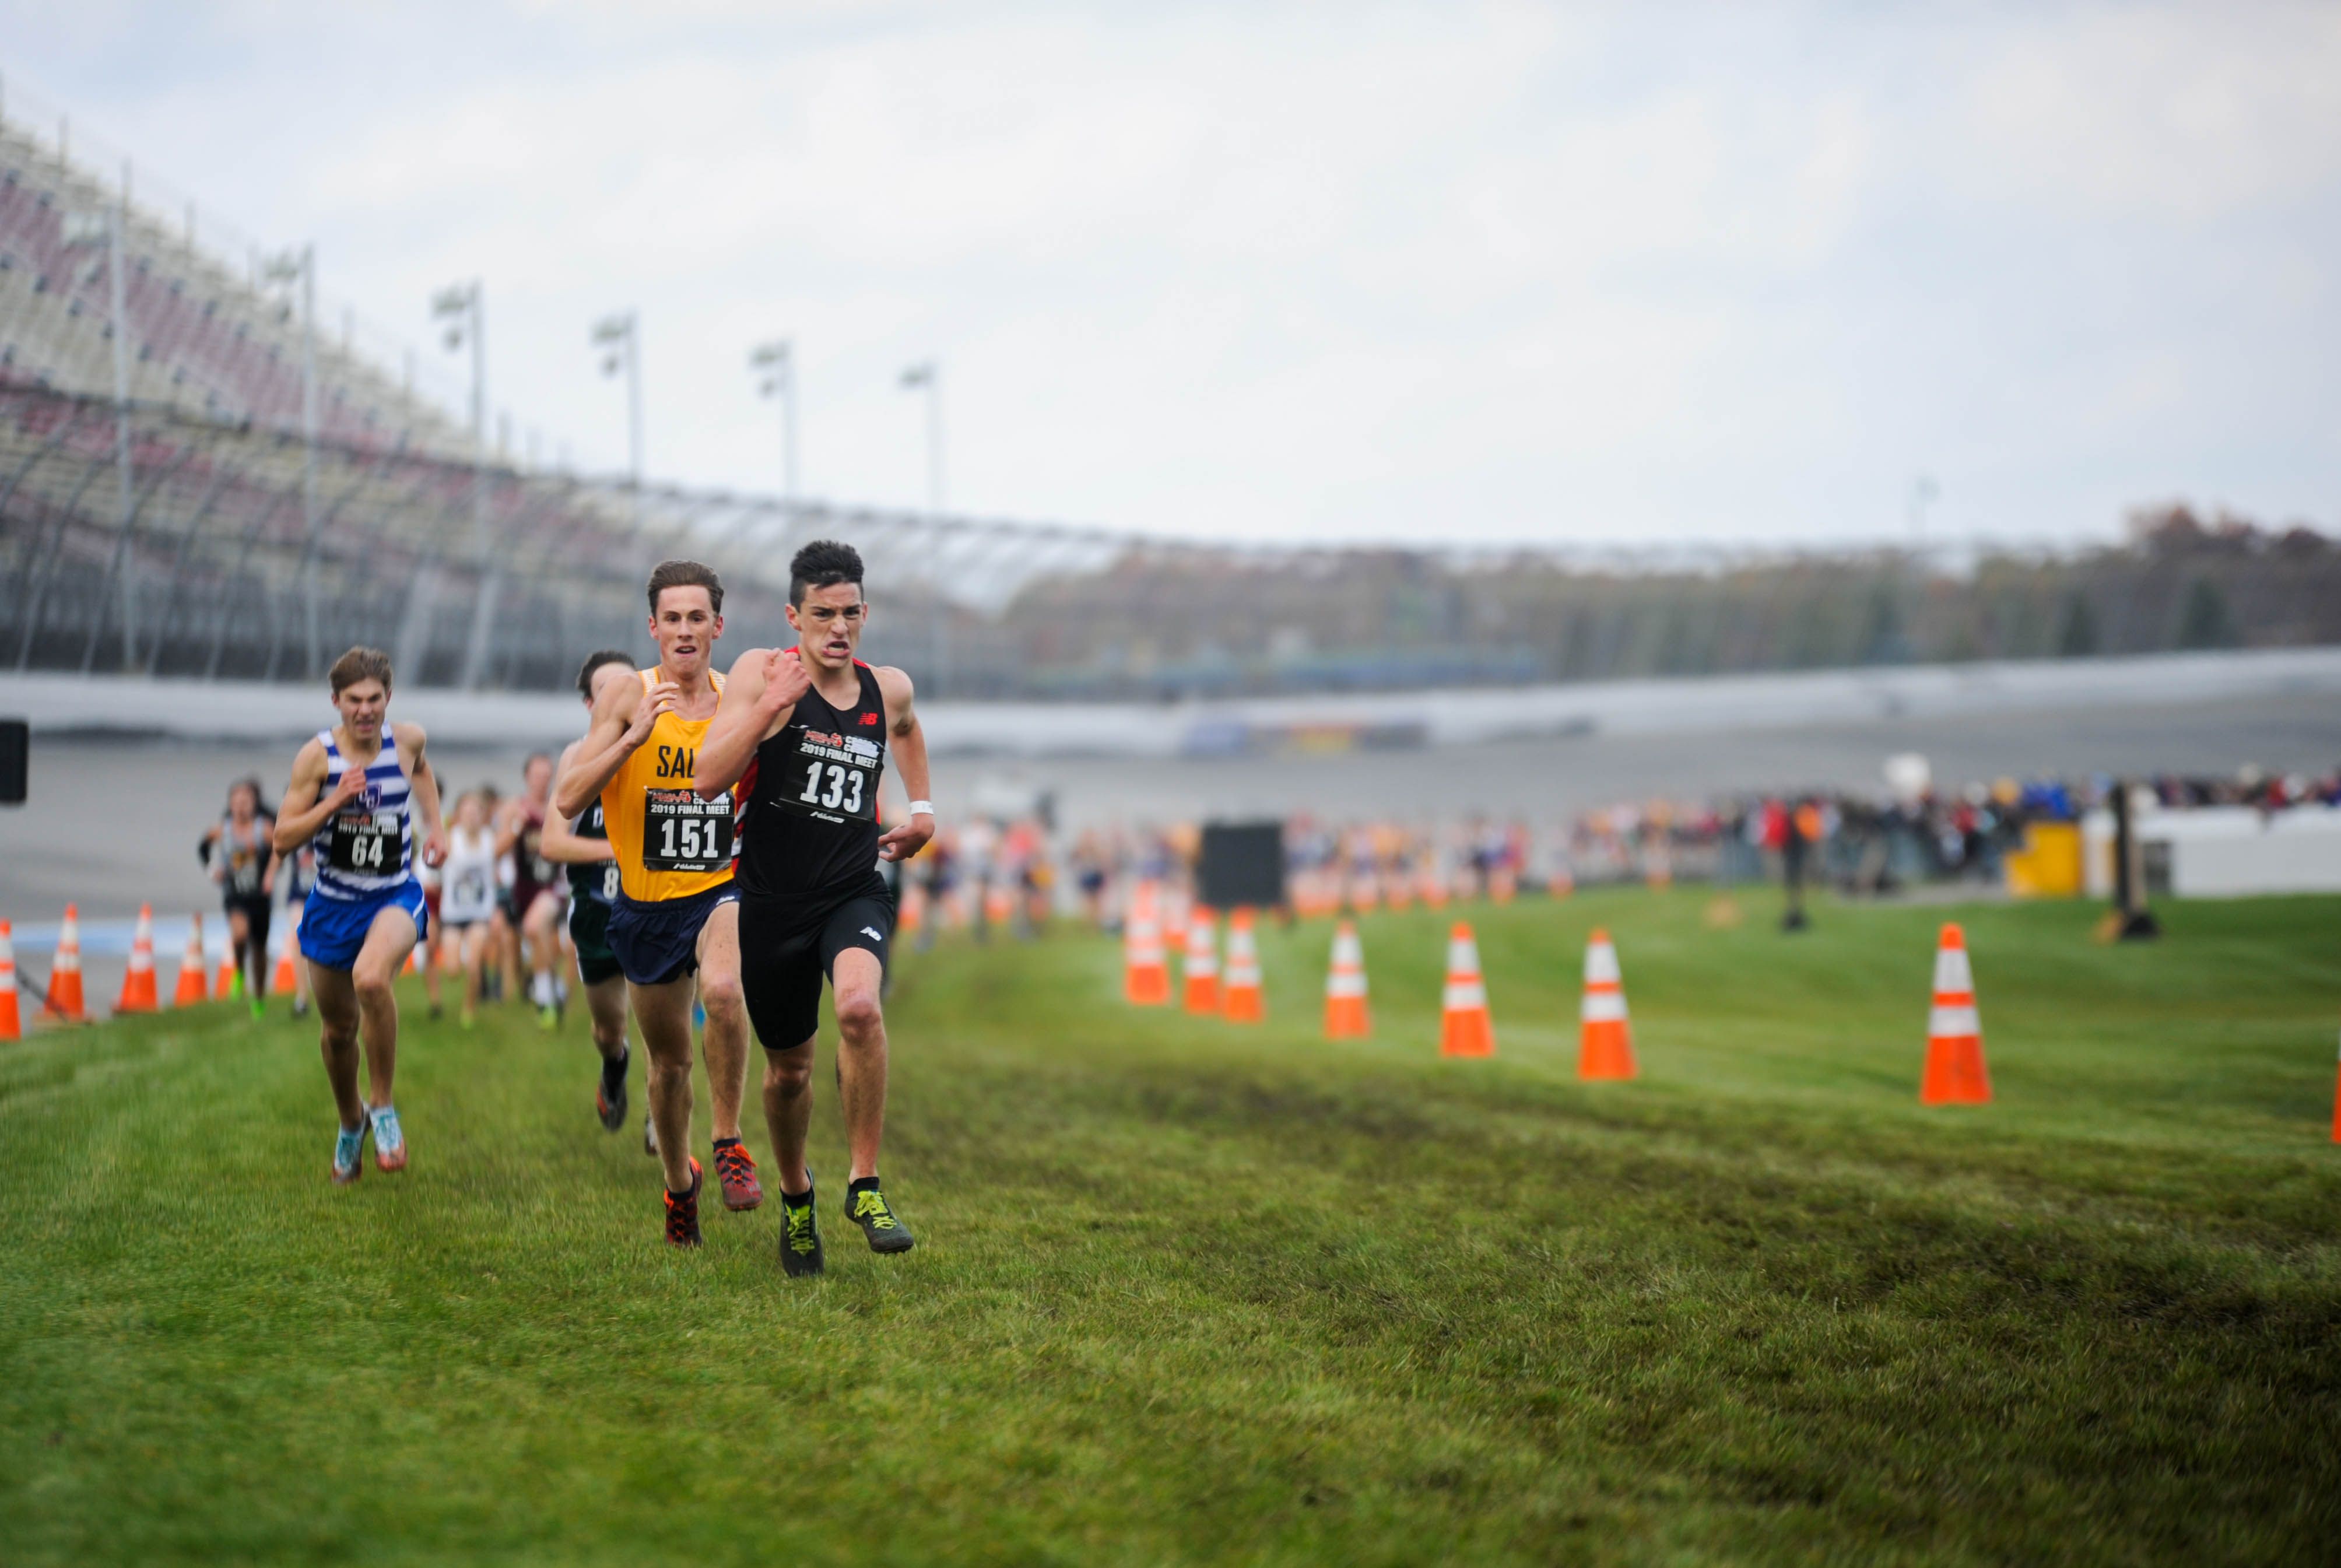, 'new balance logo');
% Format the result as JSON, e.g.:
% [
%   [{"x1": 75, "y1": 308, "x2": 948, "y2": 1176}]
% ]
[{"x1": 861, "y1": 927, "x2": 883, "y2": 942}]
